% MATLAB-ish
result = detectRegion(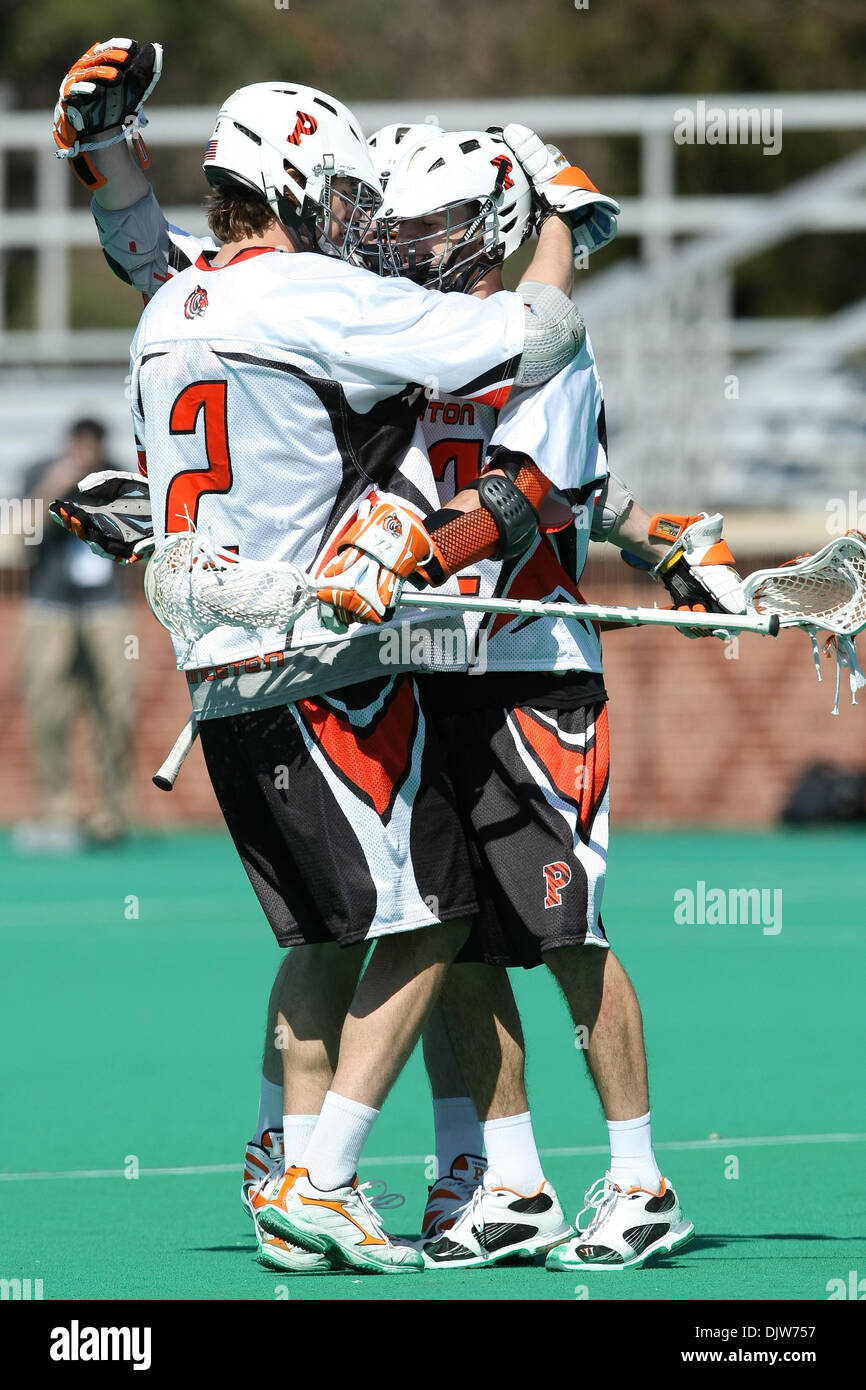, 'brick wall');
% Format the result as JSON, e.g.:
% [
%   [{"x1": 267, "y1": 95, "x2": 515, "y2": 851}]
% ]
[{"x1": 0, "y1": 552, "x2": 859, "y2": 828}]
